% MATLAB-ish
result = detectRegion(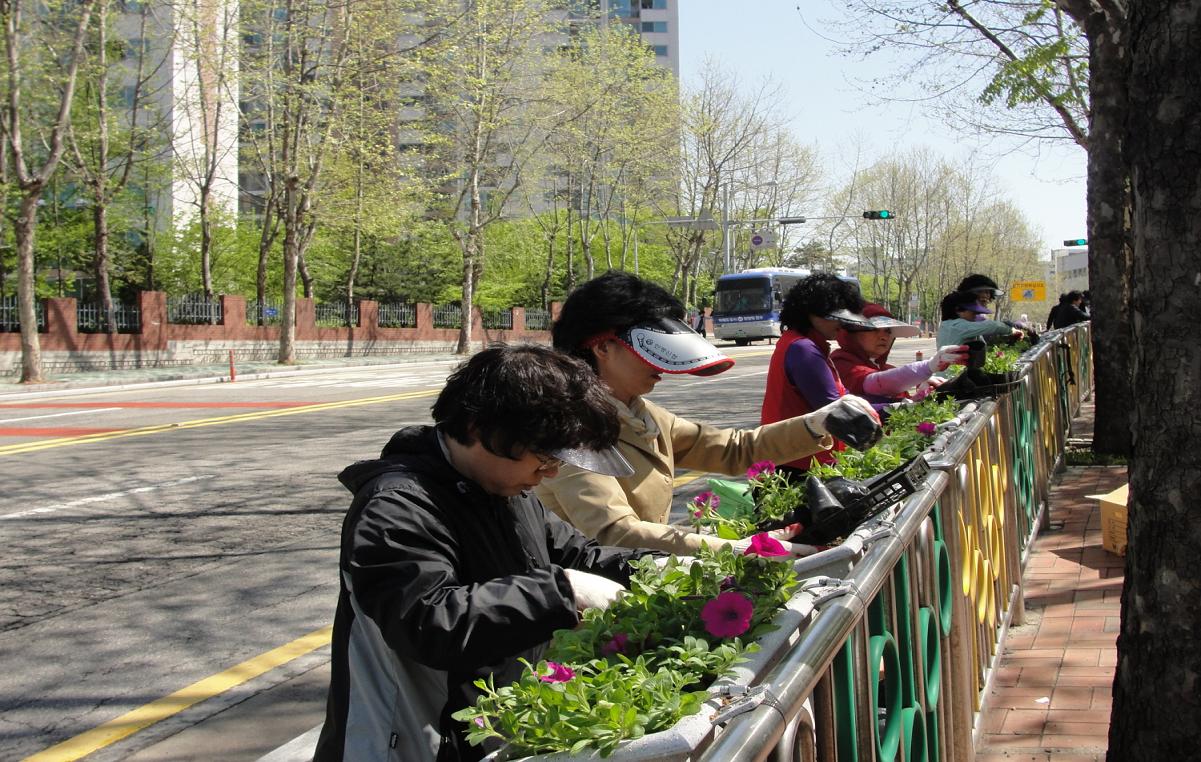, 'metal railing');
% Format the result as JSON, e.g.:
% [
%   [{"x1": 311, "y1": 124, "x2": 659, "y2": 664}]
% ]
[
  {"x1": 507, "y1": 323, "x2": 1092, "y2": 762},
  {"x1": 314, "y1": 301, "x2": 360, "y2": 328},
  {"x1": 167, "y1": 294, "x2": 222, "y2": 325},
  {"x1": 524, "y1": 308, "x2": 551, "y2": 331},
  {"x1": 76, "y1": 301, "x2": 141, "y2": 333},
  {"x1": 0, "y1": 296, "x2": 45, "y2": 332},
  {"x1": 480, "y1": 307, "x2": 513, "y2": 330},
  {"x1": 377, "y1": 302, "x2": 416, "y2": 328},
  {"x1": 432, "y1": 303, "x2": 461, "y2": 329},
  {"x1": 246, "y1": 300, "x2": 283, "y2": 326}
]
